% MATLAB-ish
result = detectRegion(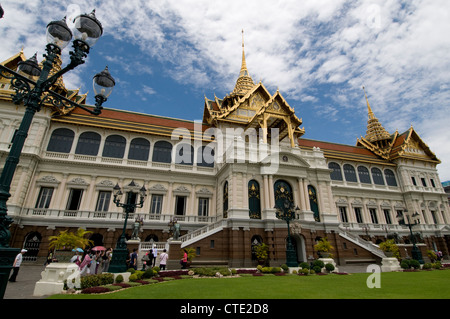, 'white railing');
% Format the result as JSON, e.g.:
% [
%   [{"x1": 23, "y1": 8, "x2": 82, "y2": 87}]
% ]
[
  {"x1": 339, "y1": 231, "x2": 386, "y2": 258},
  {"x1": 21, "y1": 208, "x2": 219, "y2": 224},
  {"x1": 179, "y1": 218, "x2": 227, "y2": 247}
]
